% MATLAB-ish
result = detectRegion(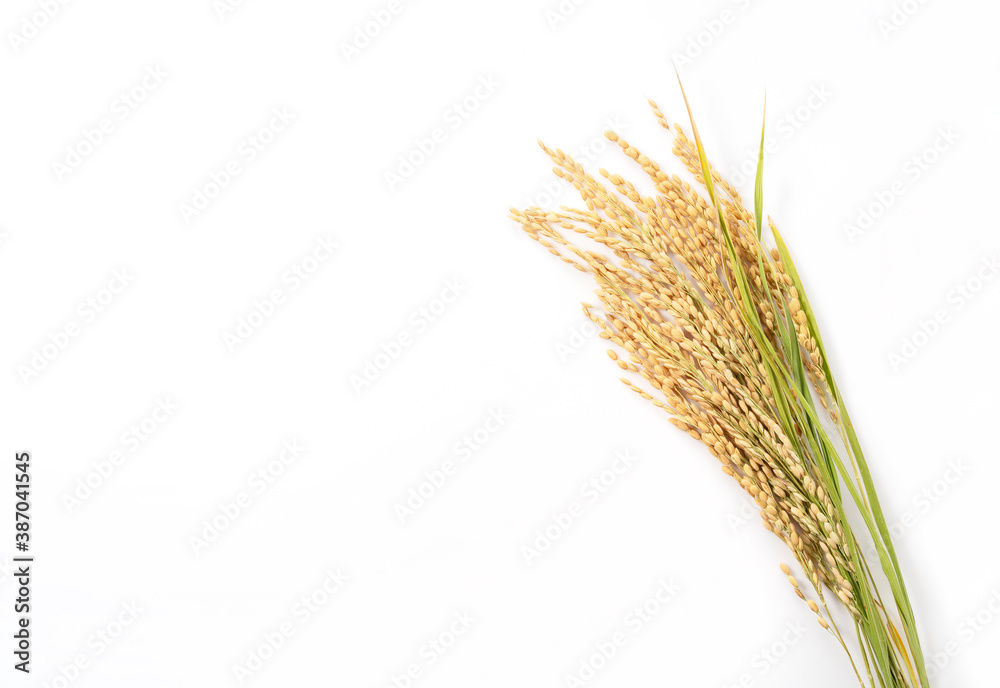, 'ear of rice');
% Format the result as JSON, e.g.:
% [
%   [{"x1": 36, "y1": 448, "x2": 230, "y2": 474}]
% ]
[{"x1": 509, "y1": 84, "x2": 929, "y2": 688}]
